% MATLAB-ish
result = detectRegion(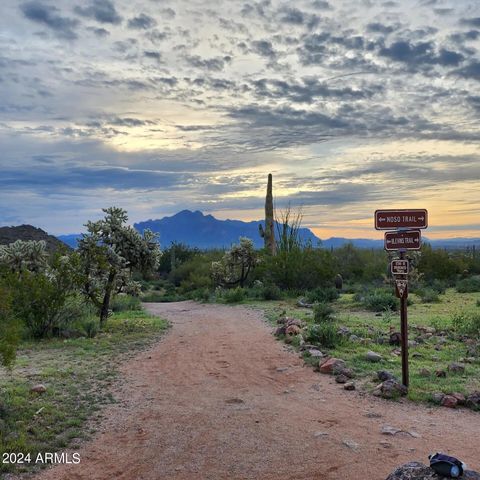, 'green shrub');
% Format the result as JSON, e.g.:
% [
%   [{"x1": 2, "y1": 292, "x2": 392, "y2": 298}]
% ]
[
  {"x1": 313, "y1": 302, "x2": 334, "y2": 323},
  {"x1": 0, "y1": 286, "x2": 21, "y2": 367},
  {"x1": 187, "y1": 288, "x2": 212, "y2": 302},
  {"x1": 305, "y1": 286, "x2": 339, "y2": 304},
  {"x1": 223, "y1": 287, "x2": 246, "y2": 303},
  {"x1": 457, "y1": 277, "x2": 480, "y2": 293},
  {"x1": 81, "y1": 318, "x2": 99, "y2": 338},
  {"x1": 477, "y1": 299, "x2": 480, "y2": 307},
  {"x1": 359, "y1": 289, "x2": 399, "y2": 312},
  {"x1": 8, "y1": 271, "x2": 76, "y2": 338},
  {"x1": 452, "y1": 312, "x2": 480, "y2": 336},
  {"x1": 111, "y1": 295, "x2": 142, "y2": 312},
  {"x1": 306, "y1": 323, "x2": 341, "y2": 348},
  {"x1": 418, "y1": 288, "x2": 440, "y2": 303},
  {"x1": 262, "y1": 284, "x2": 282, "y2": 300},
  {"x1": 429, "y1": 279, "x2": 447, "y2": 294}
]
